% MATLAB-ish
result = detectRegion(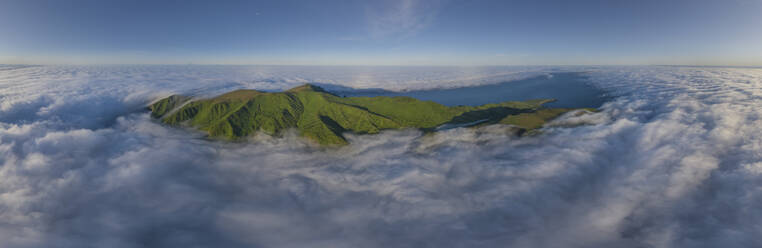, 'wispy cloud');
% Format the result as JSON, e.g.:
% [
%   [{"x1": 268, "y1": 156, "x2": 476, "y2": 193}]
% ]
[{"x1": 364, "y1": 0, "x2": 444, "y2": 40}]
